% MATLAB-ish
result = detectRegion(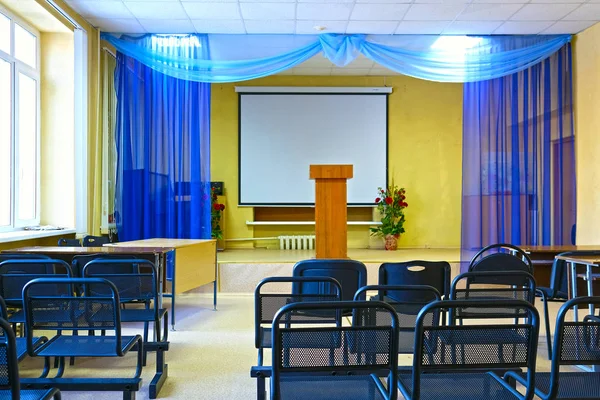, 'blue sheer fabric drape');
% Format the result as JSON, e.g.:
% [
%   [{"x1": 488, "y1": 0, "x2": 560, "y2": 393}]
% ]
[
  {"x1": 461, "y1": 43, "x2": 576, "y2": 265},
  {"x1": 101, "y1": 33, "x2": 571, "y2": 83},
  {"x1": 114, "y1": 34, "x2": 211, "y2": 241}
]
